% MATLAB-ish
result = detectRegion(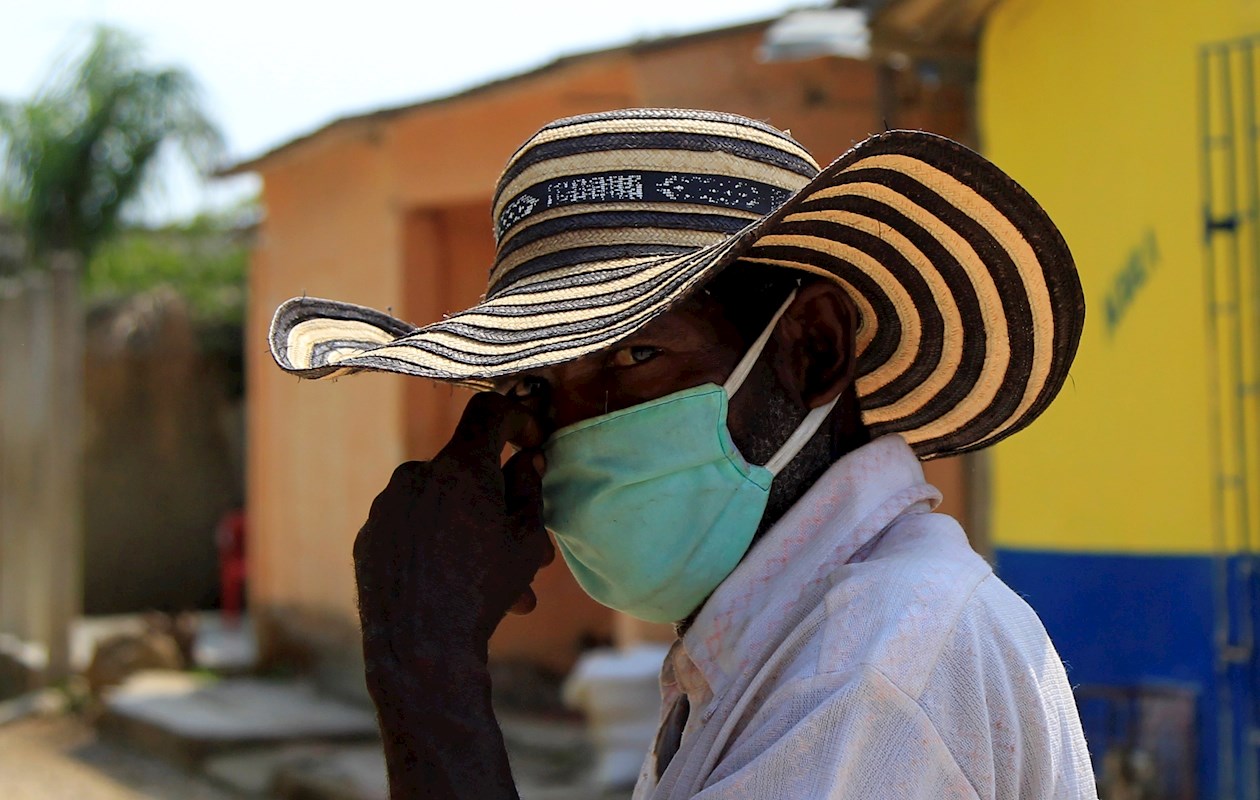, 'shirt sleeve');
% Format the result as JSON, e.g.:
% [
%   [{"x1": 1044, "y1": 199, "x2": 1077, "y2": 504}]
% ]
[
  {"x1": 686, "y1": 577, "x2": 1099, "y2": 800},
  {"x1": 915, "y1": 576, "x2": 1099, "y2": 799},
  {"x1": 691, "y1": 665, "x2": 981, "y2": 800}
]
